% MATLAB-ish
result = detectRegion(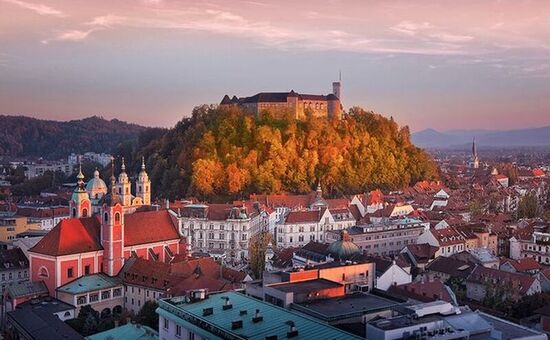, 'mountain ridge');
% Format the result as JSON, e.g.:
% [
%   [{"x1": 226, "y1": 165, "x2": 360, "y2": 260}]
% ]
[{"x1": 412, "y1": 125, "x2": 550, "y2": 148}]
